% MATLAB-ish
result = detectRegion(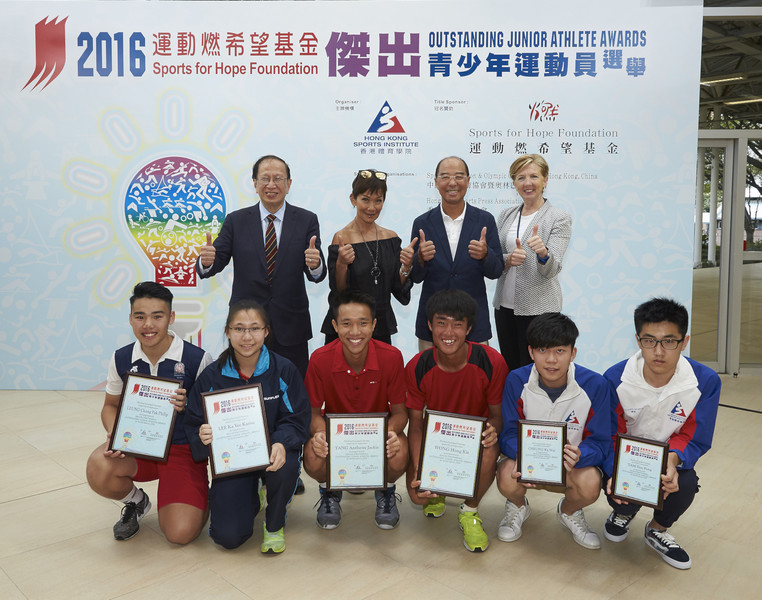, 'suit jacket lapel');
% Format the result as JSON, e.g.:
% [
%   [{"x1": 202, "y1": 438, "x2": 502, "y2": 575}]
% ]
[
  {"x1": 252, "y1": 203, "x2": 267, "y2": 272},
  {"x1": 454, "y1": 204, "x2": 475, "y2": 266},
  {"x1": 430, "y1": 208, "x2": 454, "y2": 265}
]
